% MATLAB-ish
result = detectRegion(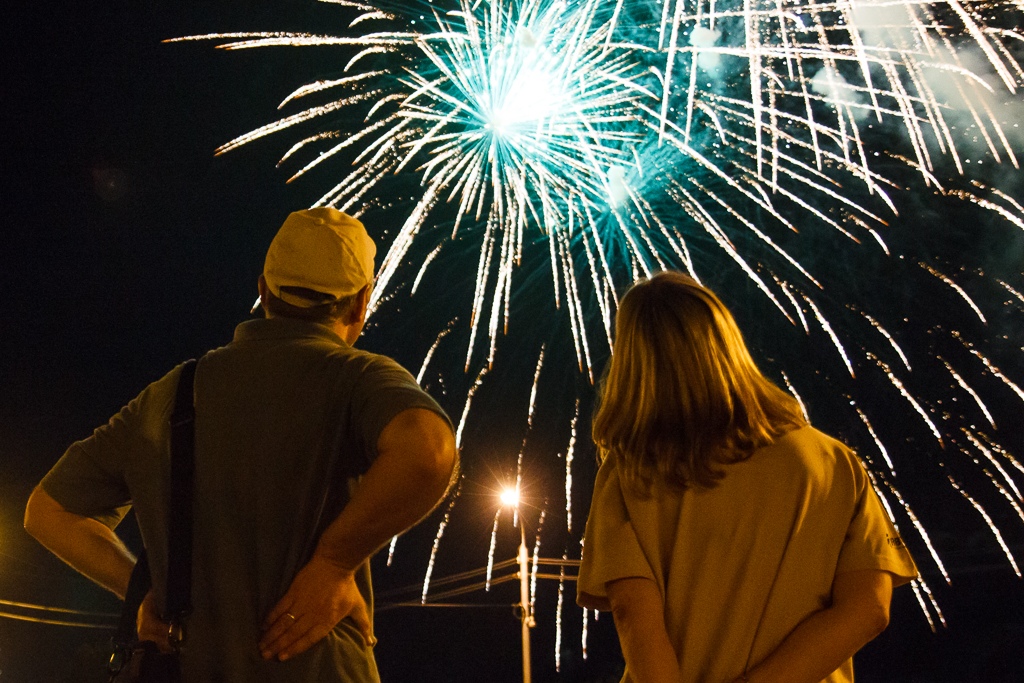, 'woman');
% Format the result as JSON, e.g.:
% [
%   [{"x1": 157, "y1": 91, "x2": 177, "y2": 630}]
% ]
[{"x1": 577, "y1": 271, "x2": 917, "y2": 683}]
